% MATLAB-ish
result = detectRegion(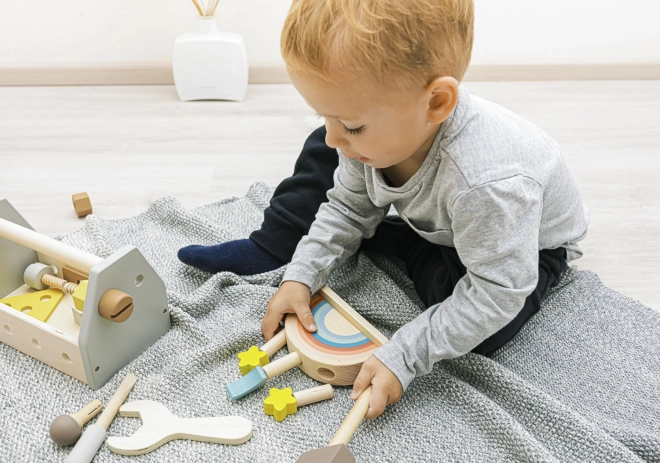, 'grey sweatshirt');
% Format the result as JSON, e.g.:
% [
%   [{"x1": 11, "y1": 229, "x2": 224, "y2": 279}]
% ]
[{"x1": 282, "y1": 85, "x2": 590, "y2": 391}]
